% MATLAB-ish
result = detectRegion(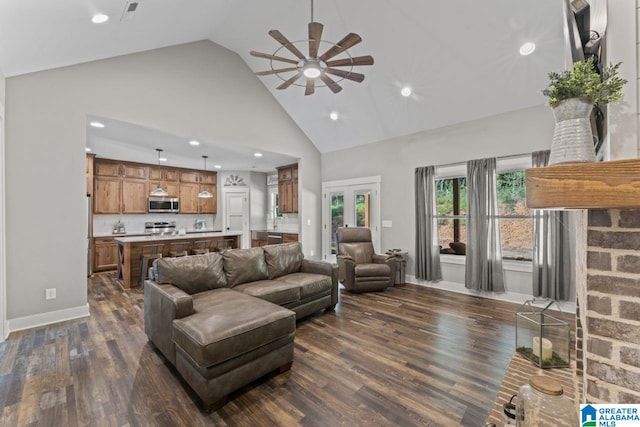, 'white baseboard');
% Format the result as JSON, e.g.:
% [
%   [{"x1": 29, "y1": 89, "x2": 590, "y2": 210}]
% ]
[
  {"x1": 406, "y1": 275, "x2": 577, "y2": 314},
  {"x1": 7, "y1": 304, "x2": 90, "y2": 334}
]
